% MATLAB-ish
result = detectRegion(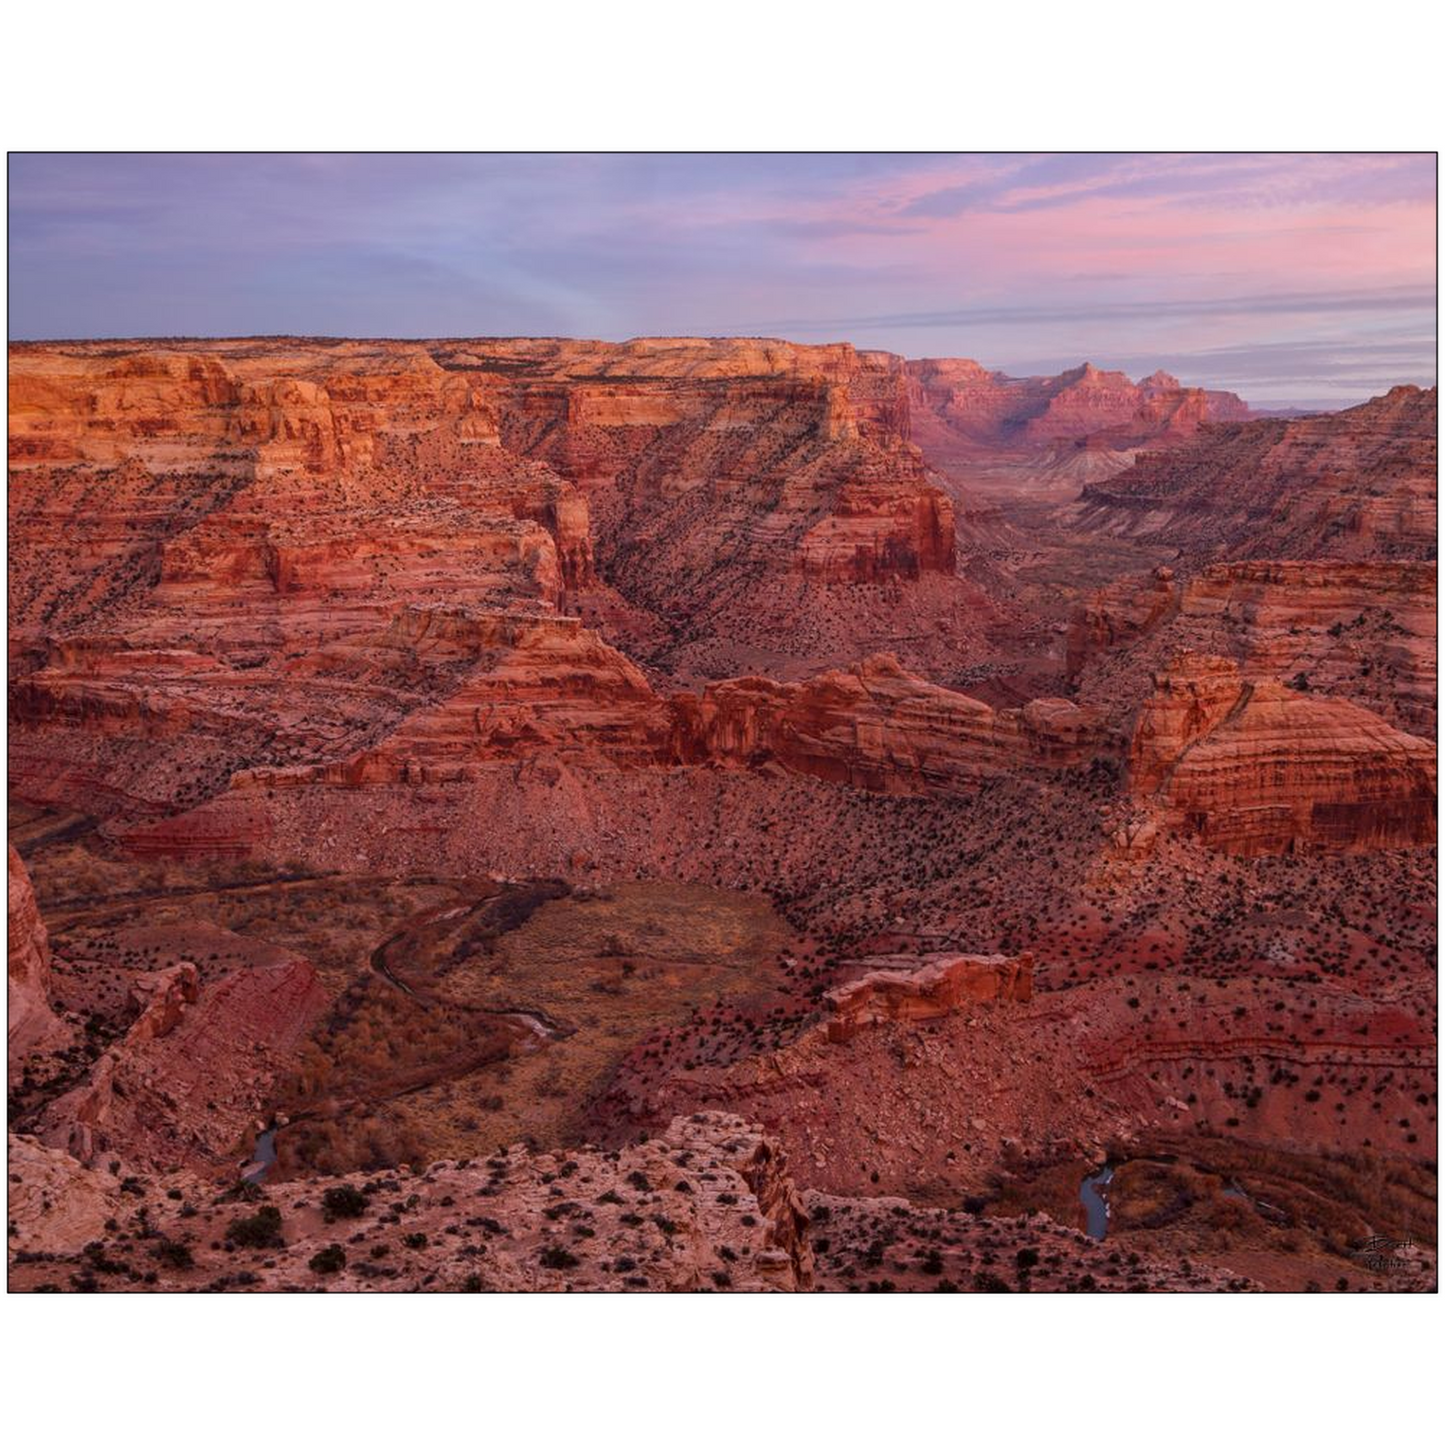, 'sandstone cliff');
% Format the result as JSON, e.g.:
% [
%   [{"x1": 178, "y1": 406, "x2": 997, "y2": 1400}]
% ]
[
  {"x1": 907, "y1": 357, "x2": 1248, "y2": 454},
  {"x1": 823, "y1": 952, "x2": 1034, "y2": 1042},
  {"x1": 7, "y1": 845, "x2": 69, "y2": 1075},
  {"x1": 8, "y1": 337, "x2": 987, "y2": 821},
  {"x1": 675, "y1": 652, "x2": 1108, "y2": 793},
  {"x1": 1074, "y1": 386, "x2": 1437, "y2": 560},
  {"x1": 1069, "y1": 560, "x2": 1436, "y2": 735},
  {"x1": 1129, "y1": 653, "x2": 1436, "y2": 855},
  {"x1": 39, "y1": 942, "x2": 326, "y2": 1172}
]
